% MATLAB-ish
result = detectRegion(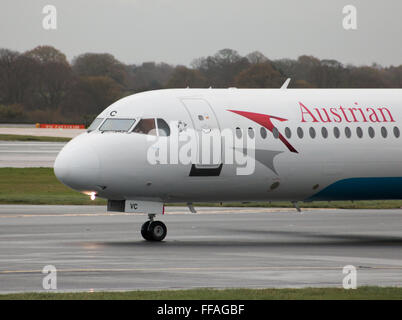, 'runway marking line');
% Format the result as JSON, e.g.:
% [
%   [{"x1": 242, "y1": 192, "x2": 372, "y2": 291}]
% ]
[{"x1": 1, "y1": 266, "x2": 402, "y2": 275}]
